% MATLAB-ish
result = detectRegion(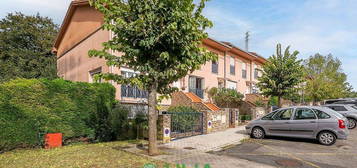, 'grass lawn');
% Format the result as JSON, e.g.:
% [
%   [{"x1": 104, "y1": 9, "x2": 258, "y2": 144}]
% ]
[{"x1": 0, "y1": 141, "x2": 167, "y2": 168}]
